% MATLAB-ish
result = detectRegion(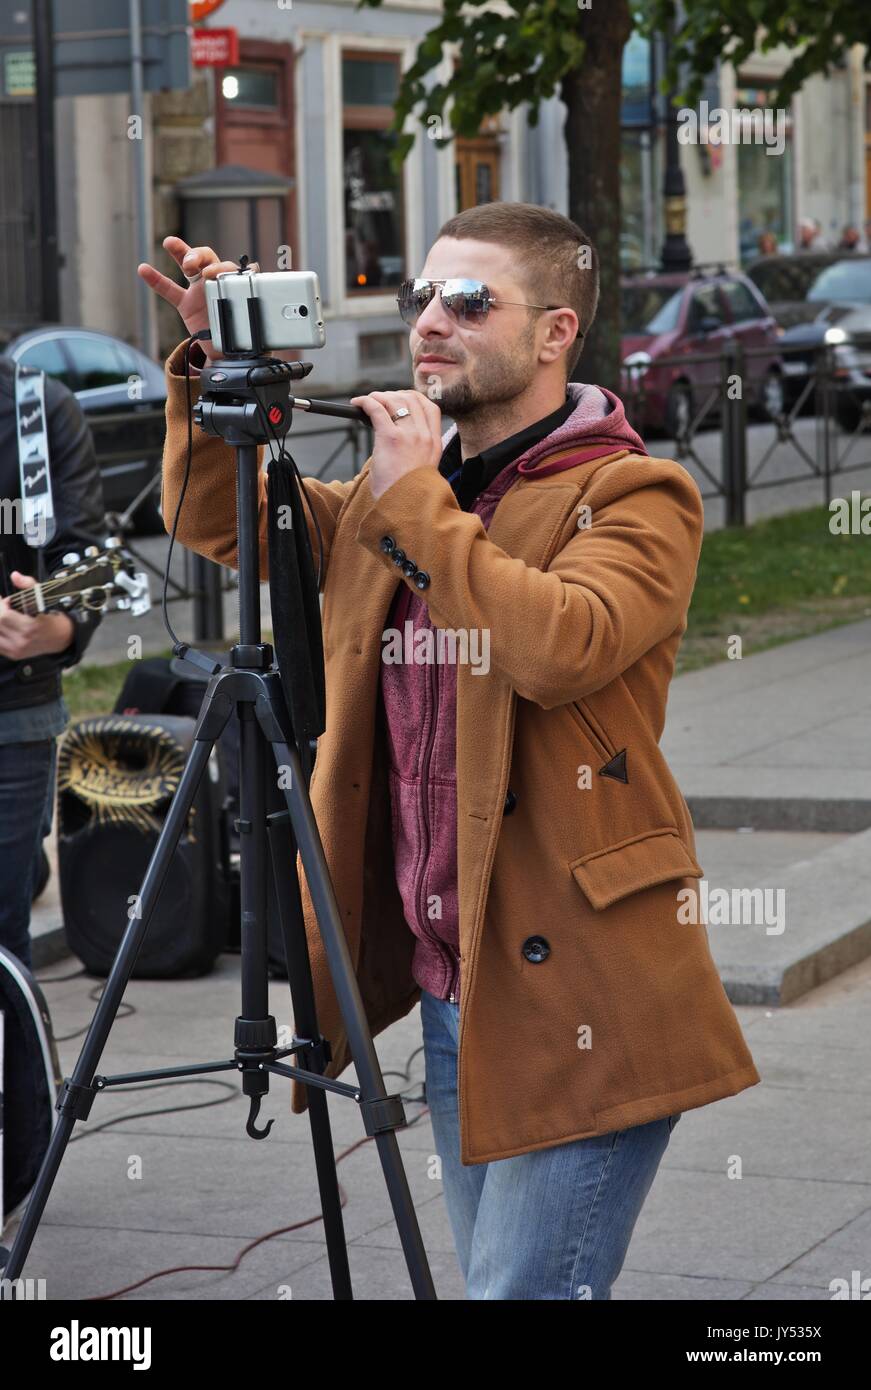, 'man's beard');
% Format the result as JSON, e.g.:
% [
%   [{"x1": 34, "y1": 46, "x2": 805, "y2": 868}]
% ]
[{"x1": 431, "y1": 324, "x2": 537, "y2": 418}]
